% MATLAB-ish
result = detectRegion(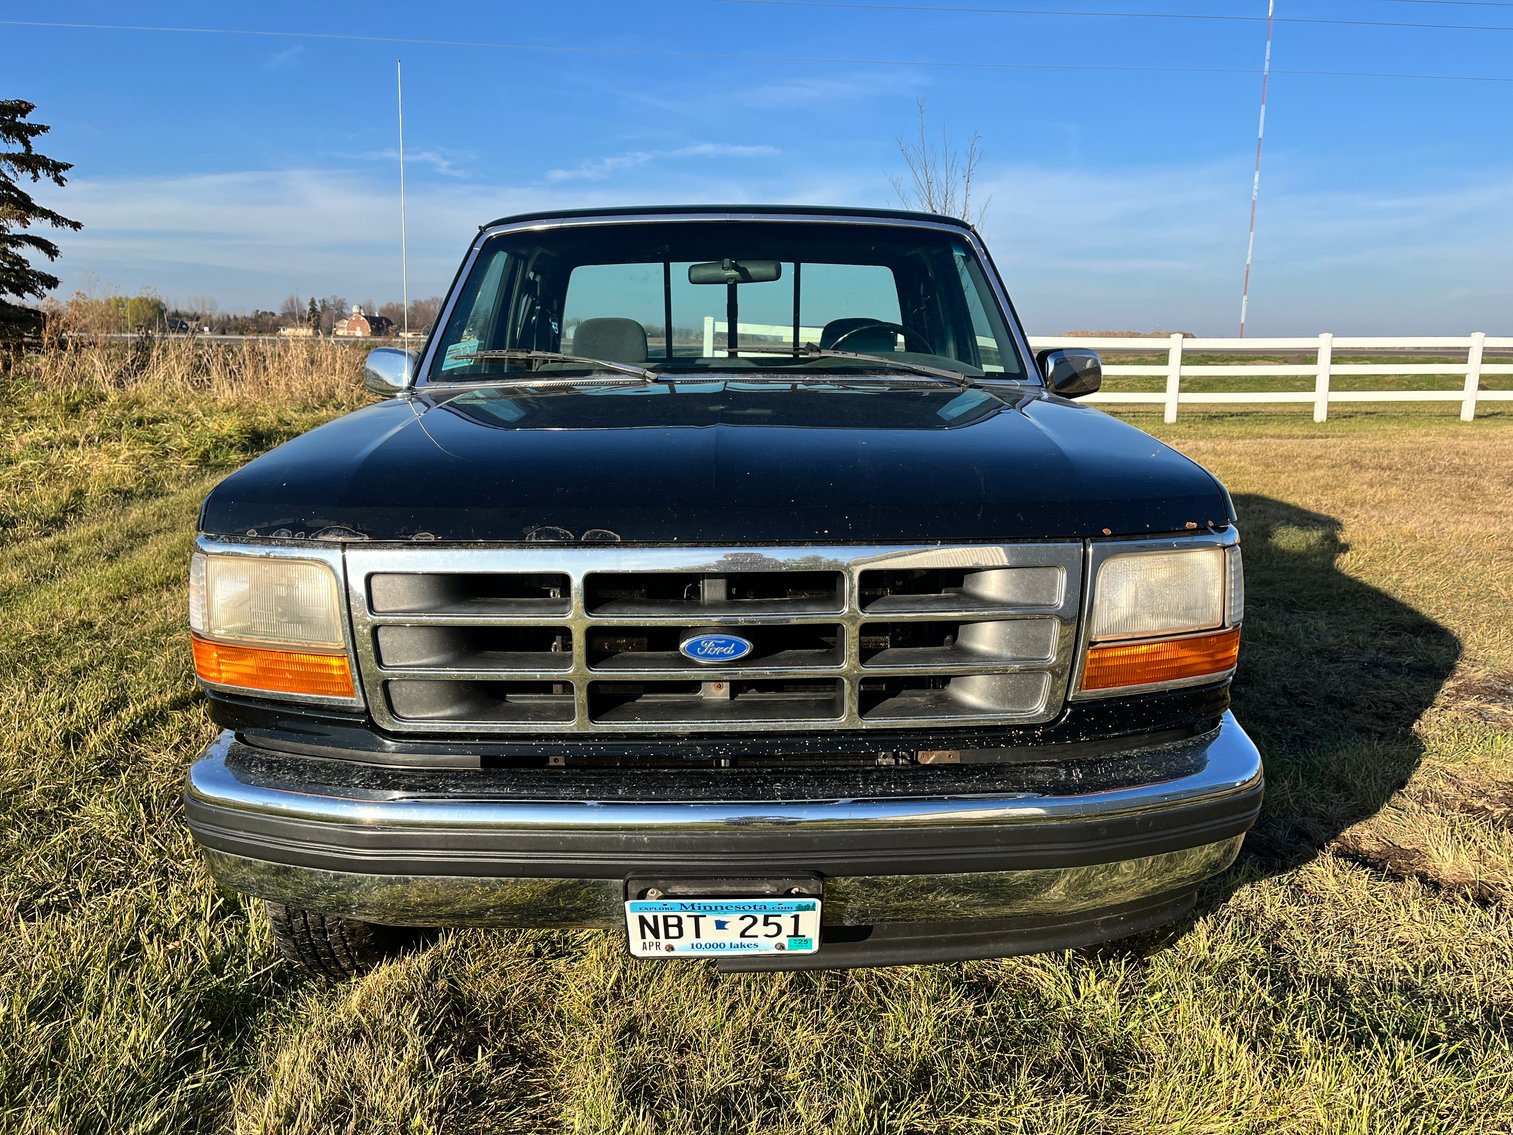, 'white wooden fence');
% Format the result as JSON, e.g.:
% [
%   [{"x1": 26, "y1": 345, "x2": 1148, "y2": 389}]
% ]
[
  {"x1": 701, "y1": 317, "x2": 822, "y2": 354},
  {"x1": 1030, "y1": 333, "x2": 1513, "y2": 423},
  {"x1": 697, "y1": 320, "x2": 1512, "y2": 422}
]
